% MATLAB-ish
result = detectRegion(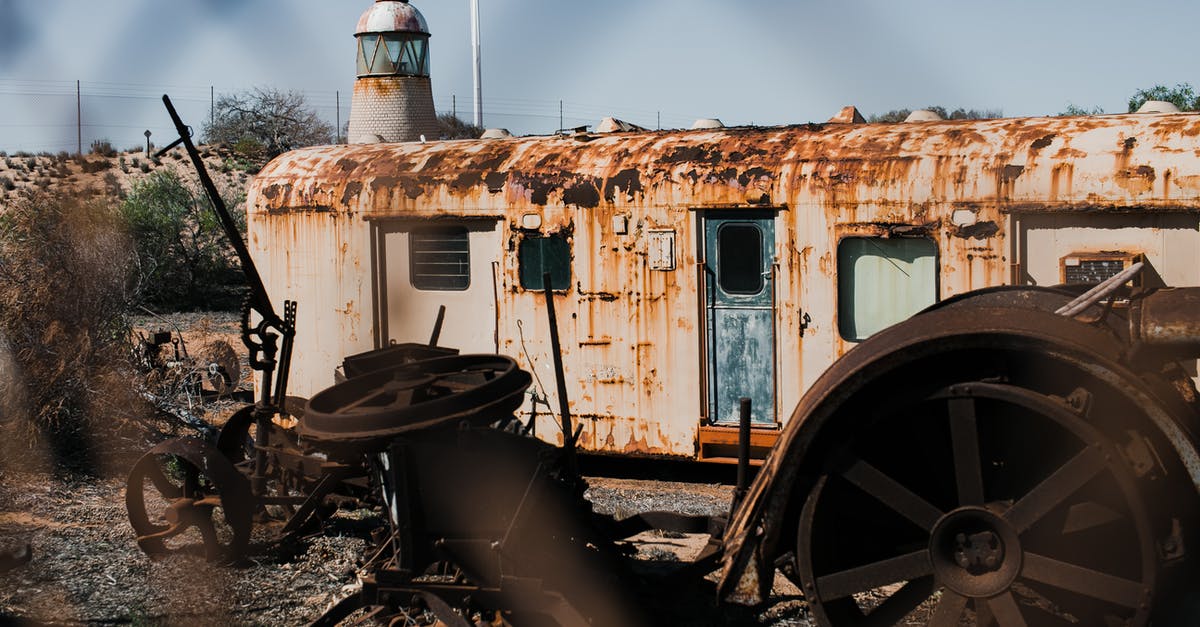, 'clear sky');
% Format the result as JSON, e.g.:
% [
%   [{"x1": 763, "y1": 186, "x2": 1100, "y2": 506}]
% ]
[{"x1": 0, "y1": 0, "x2": 1196, "y2": 153}]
